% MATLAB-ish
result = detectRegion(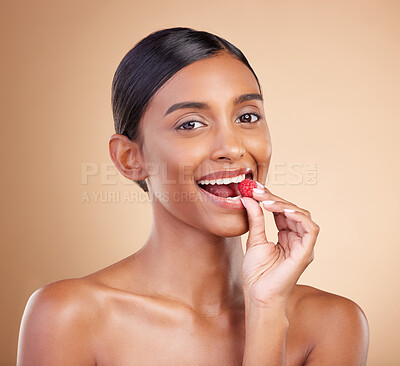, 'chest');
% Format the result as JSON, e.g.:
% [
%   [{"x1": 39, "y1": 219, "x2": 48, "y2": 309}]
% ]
[
  {"x1": 94, "y1": 313, "x2": 310, "y2": 366},
  {"x1": 95, "y1": 310, "x2": 244, "y2": 365}
]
